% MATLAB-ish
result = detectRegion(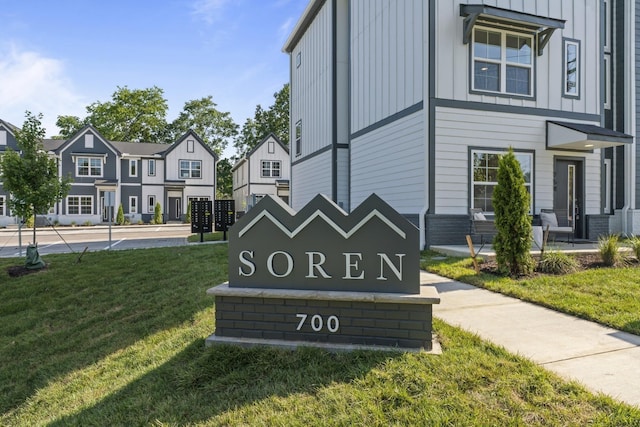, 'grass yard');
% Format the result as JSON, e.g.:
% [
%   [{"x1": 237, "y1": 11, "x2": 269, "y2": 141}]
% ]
[
  {"x1": 421, "y1": 251, "x2": 640, "y2": 336},
  {"x1": 1, "y1": 245, "x2": 639, "y2": 425}
]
